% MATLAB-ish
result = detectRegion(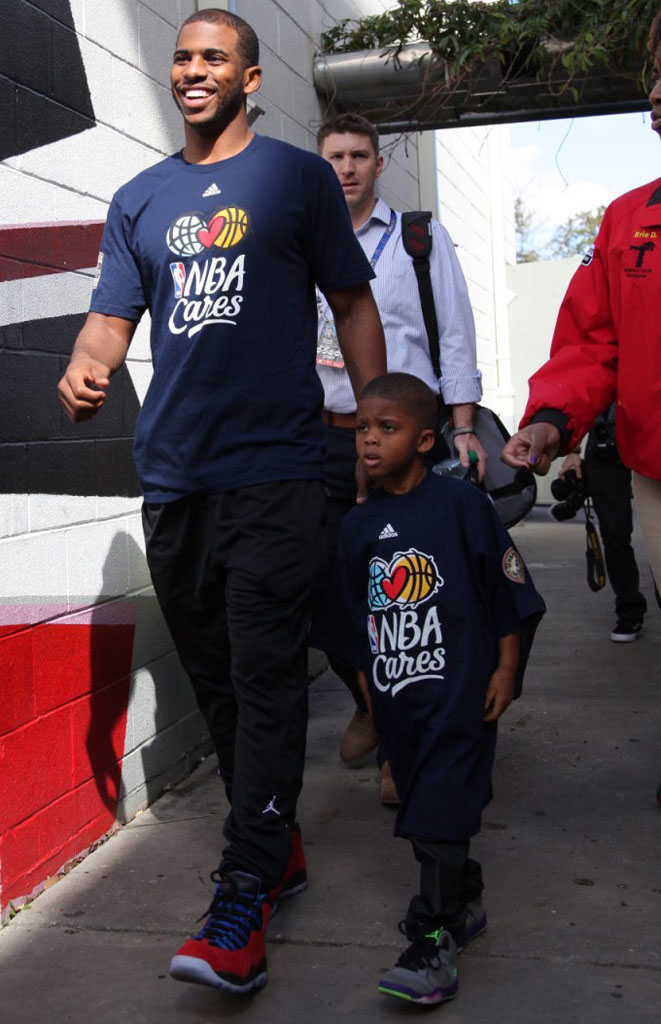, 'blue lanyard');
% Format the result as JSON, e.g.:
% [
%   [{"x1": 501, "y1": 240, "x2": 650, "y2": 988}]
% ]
[{"x1": 369, "y1": 209, "x2": 396, "y2": 268}]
